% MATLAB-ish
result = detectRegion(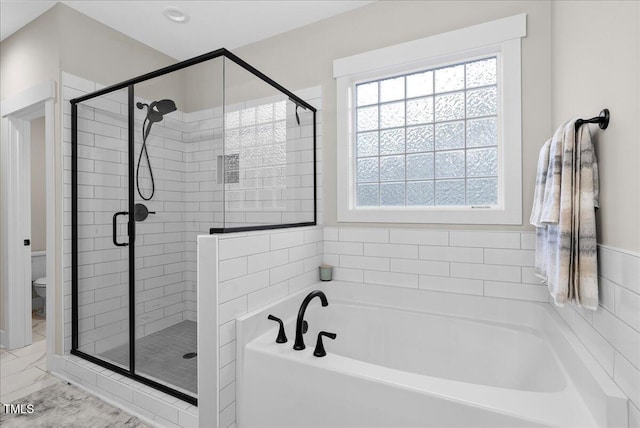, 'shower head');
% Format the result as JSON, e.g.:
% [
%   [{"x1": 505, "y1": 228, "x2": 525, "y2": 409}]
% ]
[
  {"x1": 136, "y1": 99, "x2": 177, "y2": 123},
  {"x1": 147, "y1": 99, "x2": 177, "y2": 123}
]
